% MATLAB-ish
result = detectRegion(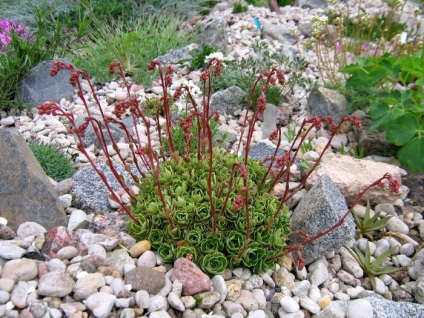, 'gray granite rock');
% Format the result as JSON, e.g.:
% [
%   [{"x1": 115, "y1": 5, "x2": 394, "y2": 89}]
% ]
[
  {"x1": 210, "y1": 86, "x2": 245, "y2": 117},
  {"x1": 262, "y1": 22, "x2": 296, "y2": 45},
  {"x1": 70, "y1": 163, "x2": 145, "y2": 213},
  {"x1": 262, "y1": 104, "x2": 277, "y2": 139},
  {"x1": 307, "y1": 87, "x2": 348, "y2": 124},
  {"x1": 0, "y1": 128, "x2": 67, "y2": 231},
  {"x1": 290, "y1": 174, "x2": 355, "y2": 264},
  {"x1": 156, "y1": 43, "x2": 201, "y2": 65},
  {"x1": 18, "y1": 58, "x2": 76, "y2": 107},
  {"x1": 198, "y1": 16, "x2": 228, "y2": 51},
  {"x1": 294, "y1": 0, "x2": 328, "y2": 9},
  {"x1": 246, "y1": 141, "x2": 285, "y2": 161}
]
